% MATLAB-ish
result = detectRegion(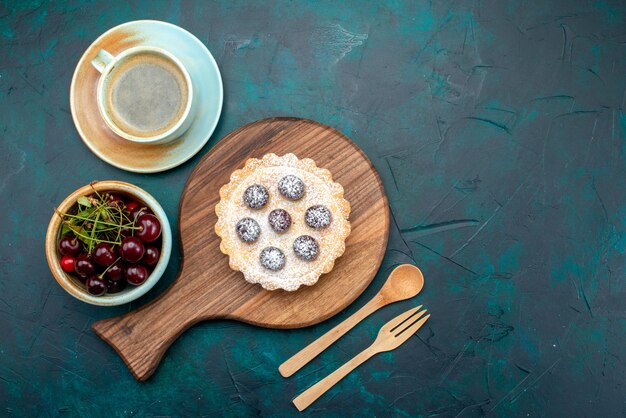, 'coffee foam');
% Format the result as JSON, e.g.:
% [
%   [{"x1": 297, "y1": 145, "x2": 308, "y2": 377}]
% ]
[{"x1": 104, "y1": 52, "x2": 188, "y2": 139}]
